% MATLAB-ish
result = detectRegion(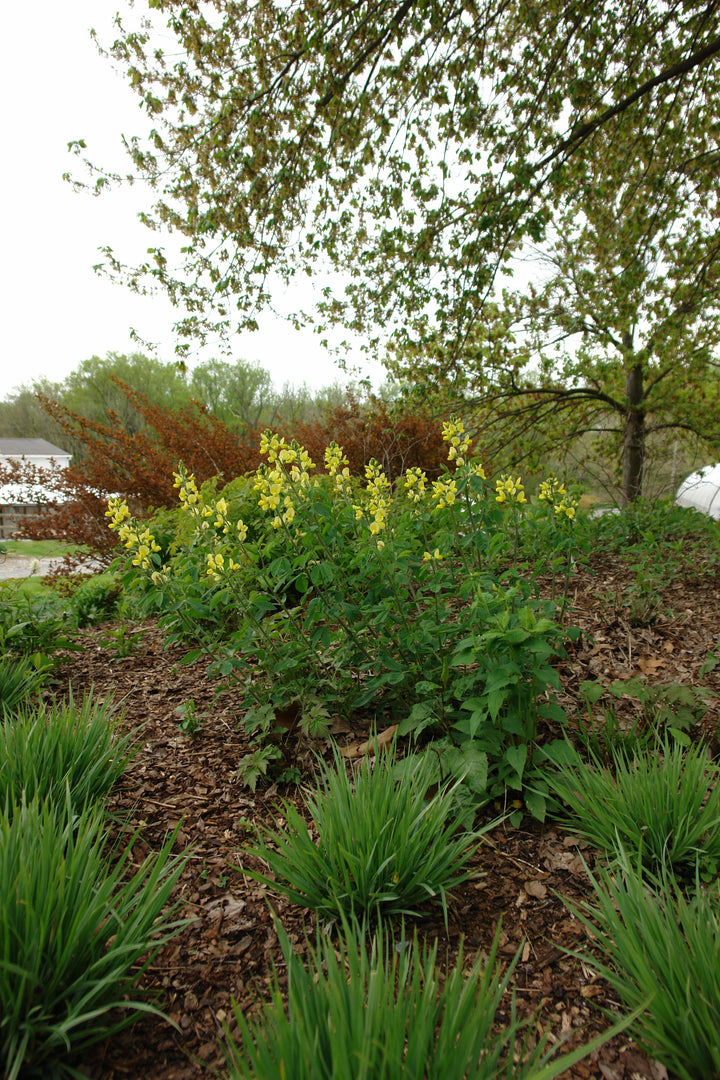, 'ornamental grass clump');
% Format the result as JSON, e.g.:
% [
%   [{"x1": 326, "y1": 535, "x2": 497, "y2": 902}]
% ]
[
  {"x1": 224, "y1": 917, "x2": 627, "y2": 1080},
  {"x1": 548, "y1": 739, "x2": 720, "y2": 878},
  {"x1": 0, "y1": 794, "x2": 187, "y2": 1080},
  {"x1": 0, "y1": 691, "x2": 134, "y2": 818},
  {"x1": 0, "y1": 655, "x2": 47, "y2": 718},
  {"x1": 245, "y1": 747, "x2": 485, "y2": 927},
  {"x1": 567, "y1": 855, "x2": 720, "y2": 1080}
]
